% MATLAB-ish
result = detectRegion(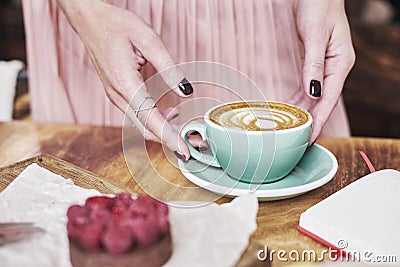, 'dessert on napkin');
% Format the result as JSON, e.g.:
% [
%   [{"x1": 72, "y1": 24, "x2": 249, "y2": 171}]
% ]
[
  {"x1": 0, "y1": 163, "x2": 258, "y2": 267},
  {"x1": 67, "y1": 193, "x2": 172, "y2": 267}
]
